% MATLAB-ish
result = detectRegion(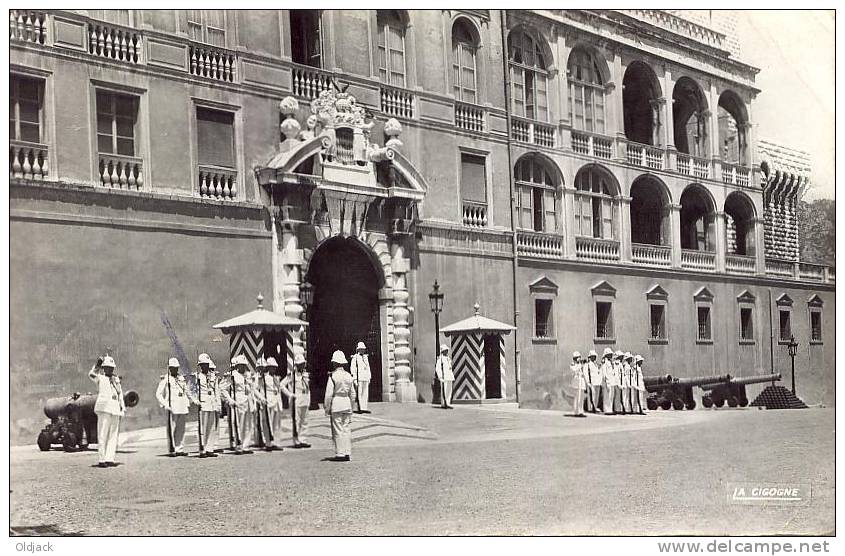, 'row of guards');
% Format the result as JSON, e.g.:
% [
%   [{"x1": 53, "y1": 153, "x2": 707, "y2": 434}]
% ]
[{"x1": 213, "y1": 295, "x2": 517, "y2": 407}]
